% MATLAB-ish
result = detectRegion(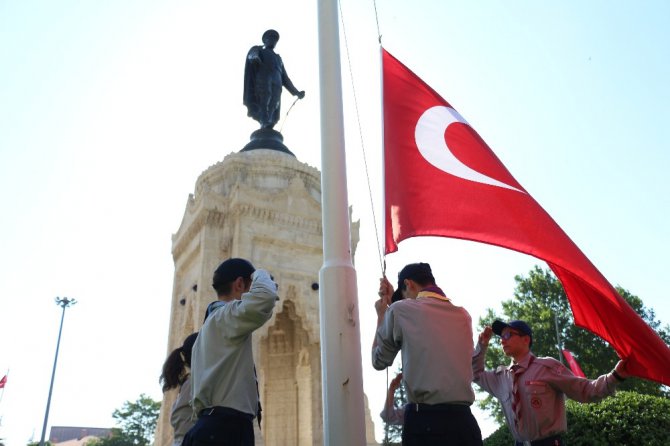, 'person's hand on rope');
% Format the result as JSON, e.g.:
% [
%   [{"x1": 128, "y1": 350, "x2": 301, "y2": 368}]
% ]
[{"x1": 376, "y1": 276, "x2": 393, "y2": 308}]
